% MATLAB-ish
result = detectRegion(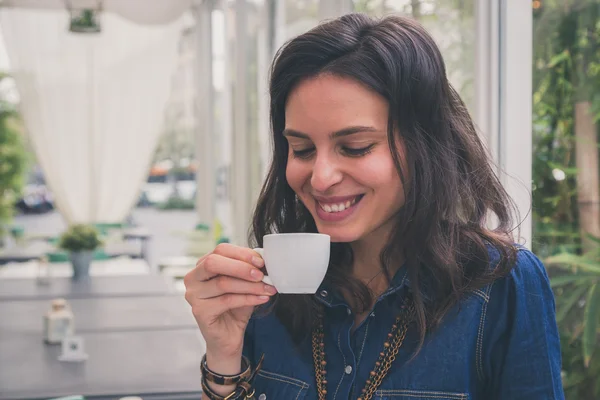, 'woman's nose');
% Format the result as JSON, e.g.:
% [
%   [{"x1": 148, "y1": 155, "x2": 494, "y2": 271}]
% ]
[{"x1": 310, "y1": 154, "x2": 343, "y2": 192}]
